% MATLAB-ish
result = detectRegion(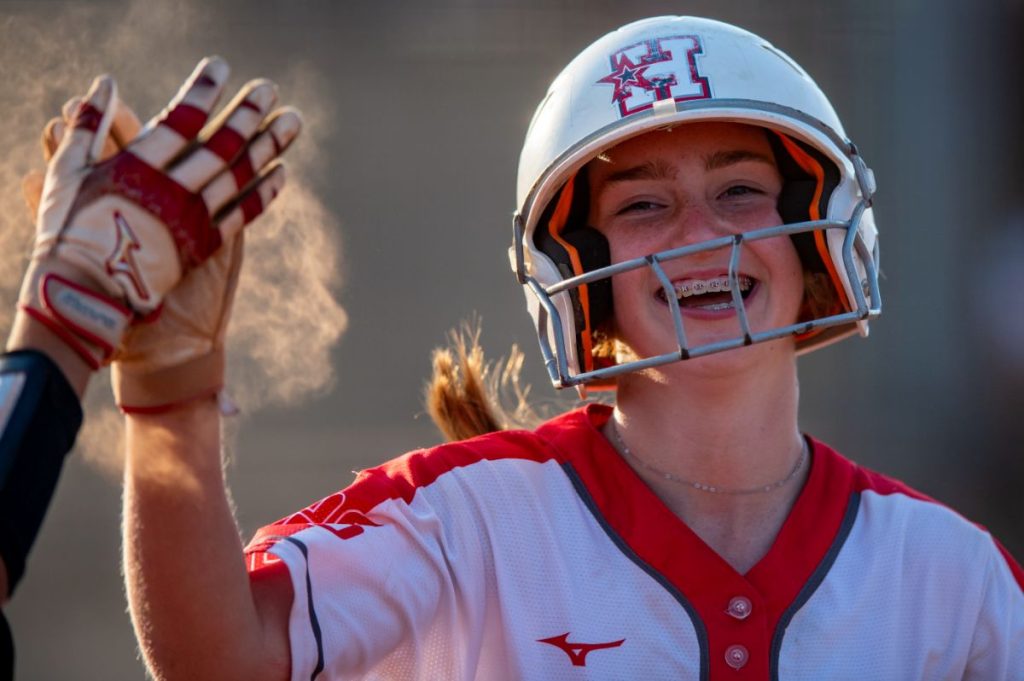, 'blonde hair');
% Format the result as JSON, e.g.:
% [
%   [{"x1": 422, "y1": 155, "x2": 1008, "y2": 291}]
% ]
[{"x1": 425, "y1": 322, "x2": 541, "y2": 442}]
